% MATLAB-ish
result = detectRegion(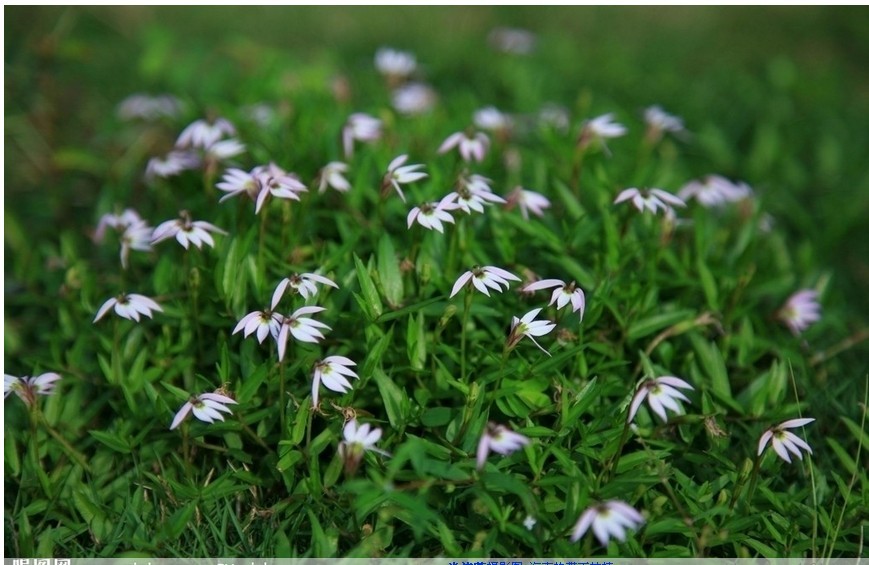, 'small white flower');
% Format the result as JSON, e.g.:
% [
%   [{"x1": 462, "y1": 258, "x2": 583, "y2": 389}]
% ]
[
  {"x1": 628, "y1": 376, "x2": 694, "y2": 423},
  {"x1": 217, "y1": 167, "x2": 261, "y2": 203},
  {"x1": 170, "y1": 391, "x2": 237, "y2": 430},
  {"x1": 678, "y1": 175, "x2": 752, "y2": 208},
  {"x1": 450, "y1": 265, "x2": 521, "y2": 298},
  {"x1": 488, "y1": 27, "x2": 537, "y2": 55},
  {"x1": 644, "y1": 105, "x2": 684, "y2": 137},
  {"x1": 375, "y1": 47, "x2": 417, "y2": 78},
  {"x1": 758, "y1": 418, "x2": 815, "y2": 463},
  {"x1": 570, "y1": 500, "x2": 645, "y2": 545},
  {"x1": 407, "y1": 198, "x2": 460, "y2": 233},
  {"x1": 318, "y1": 162, "x2": 351, "y2": 193},
  {"x1": 94, "y1": 208, "x2": 144, "y2": 243},
  {"x1": 523, "y1": 515, "x2": 537, "y2": 531},
  {"x1": 145, "y1": 151, "x2": 201, "y2": 180},
  {"x1": 476, "y1": 422, "x2": 530, "y2": 470},
  {"x1": 254, "y1": 163, "x2": 308, "y2": 214},
  {"x1": 272, "y1": 272, "x2": 339, "y2": 305},
  {"x1": 152, "y1": 211, "x2": 227, "y2": 250},
  {"x1": 474, "y1": 106, "x2": 513, "y2": 132},
  {"x1": 338, "y1": 418, "x2": 391, "y2": 475},
  {"x1": 392, "y1": 83, "x2": 437, "y2": 116},
  {"x1": 204, "y1": 138, "x2": 245, "y2": 161},
  {"x1": 343, "y1": 113, "x2": 382, "y2": 159},
  {"x1": 523, "y1": 279, "x2": 586, "y2": 319},
  {"x1": 448, "y1": 179, "x2": 506, "y2": 215},
  {"x1": 241, "y1": 102, "x2": 277, "y2": 127},
  {"x1": 94, "y1": 293, "x2": 163, "y2": 323},
  {"x1": 778, "y1": 290, "x2": 822, "y2": 335},
  {"x1": 312, "y1": 356, "x2": 359, "y2": 406},
  {"x1": 117, "y1": 93, "x2": 183, "y2": 121},
  {"x1": 438, "y1": 130, "x2": 490, "y2": 162},
  {"x1": 119, "y1": 220, "x2": 154, "y2": 269},
  {"x1": 506, "y1": 186, "x2": 551, "y2": 220},
  {"x1": 4, "y1": 373, "x2": 62, "y2": 407},
  {"x1": 507, "y1": 307, "x2": 556, "y2": 356},
  {"x1": 276, "y1": 306, "x2": 331, "y2": 361},
  {"x1": 538, "y1": 103, "x2": 570, "y2": 131},
  {"x1": 233, "y1": 308, "x2": 284, "y2": 344},
  {"x1": 176, "y1": 117, "x2": 237, "y2": 149},
  {"x1": 382, "y1": 154, "x2": 427, "y2": 203},
  {"x1": 614, "y1": 187, "x2": 686, "y2": 216},
  {"x1": 579, "y1": 113, "x2": 628, "y2": 155}
]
